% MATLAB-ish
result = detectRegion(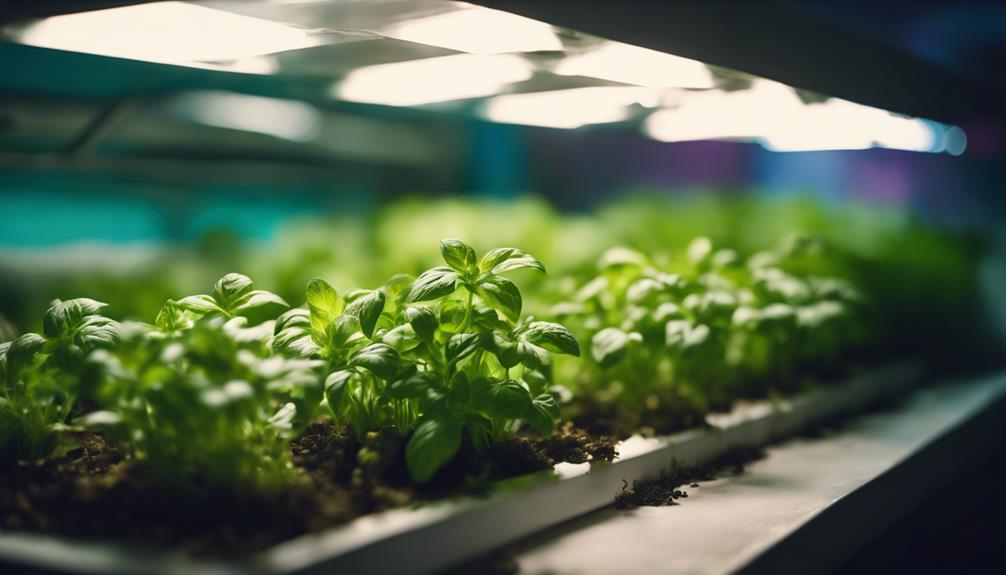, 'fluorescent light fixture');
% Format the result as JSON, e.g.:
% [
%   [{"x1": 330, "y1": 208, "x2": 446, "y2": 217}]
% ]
[
  {"x1": 174, "y1": 92, "x2": 320, "y2": 142},
  {"x1": 644, "y1": 79, "x2": 962, "y2": 153},
  {"x1": 384, "y1": 3, "x2": 561, "y2": 54},
  {"x1": 482, "y1": 87, "x2": 659, "y2": 129},
  {"x1": 336, "y1": 54, "x2": 532, "y2": 106},
  {"x1": 555, "y1": 41, "x2": 714, "y2": 89},
  {"x1": 17, "y1": 1, "x2": 317, "y2": 66}
]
